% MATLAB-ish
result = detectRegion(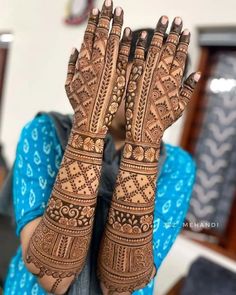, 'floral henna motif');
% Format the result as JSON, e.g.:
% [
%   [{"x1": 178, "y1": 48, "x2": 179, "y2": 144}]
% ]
[
  {"x1": 26, "y1": 1, "x2": 132, "y2": 293},
  {"x1": 123, "y1": 143, "x2": 158, "y2": 162},
  {"x1": 98, "y1": 16, "x2": 200, "y2": 293}
]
